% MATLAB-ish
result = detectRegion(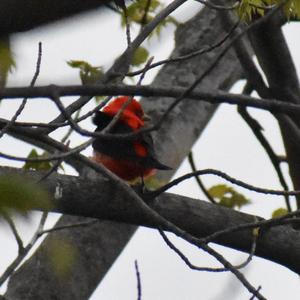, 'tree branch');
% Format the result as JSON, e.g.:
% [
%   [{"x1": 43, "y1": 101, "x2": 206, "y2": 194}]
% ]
[
  {"x1": 2, "y1": 166, "x2": 300, "y2": 275},
  {"x1": 249, "y1": 9, "x2": 300, "y2": 208},
  {"x1": 1, "y1": 84, "x2": 300, "y2": 116},
  {"x1": 0, "y1": 0, "x2": 113, "y2": 36}
]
